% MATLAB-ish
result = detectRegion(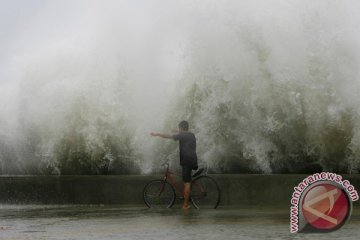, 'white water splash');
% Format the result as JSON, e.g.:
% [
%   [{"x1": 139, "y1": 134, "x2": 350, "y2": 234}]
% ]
[{"x1": 1, "y1": 0, "x2": 360, "y2": 174}]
